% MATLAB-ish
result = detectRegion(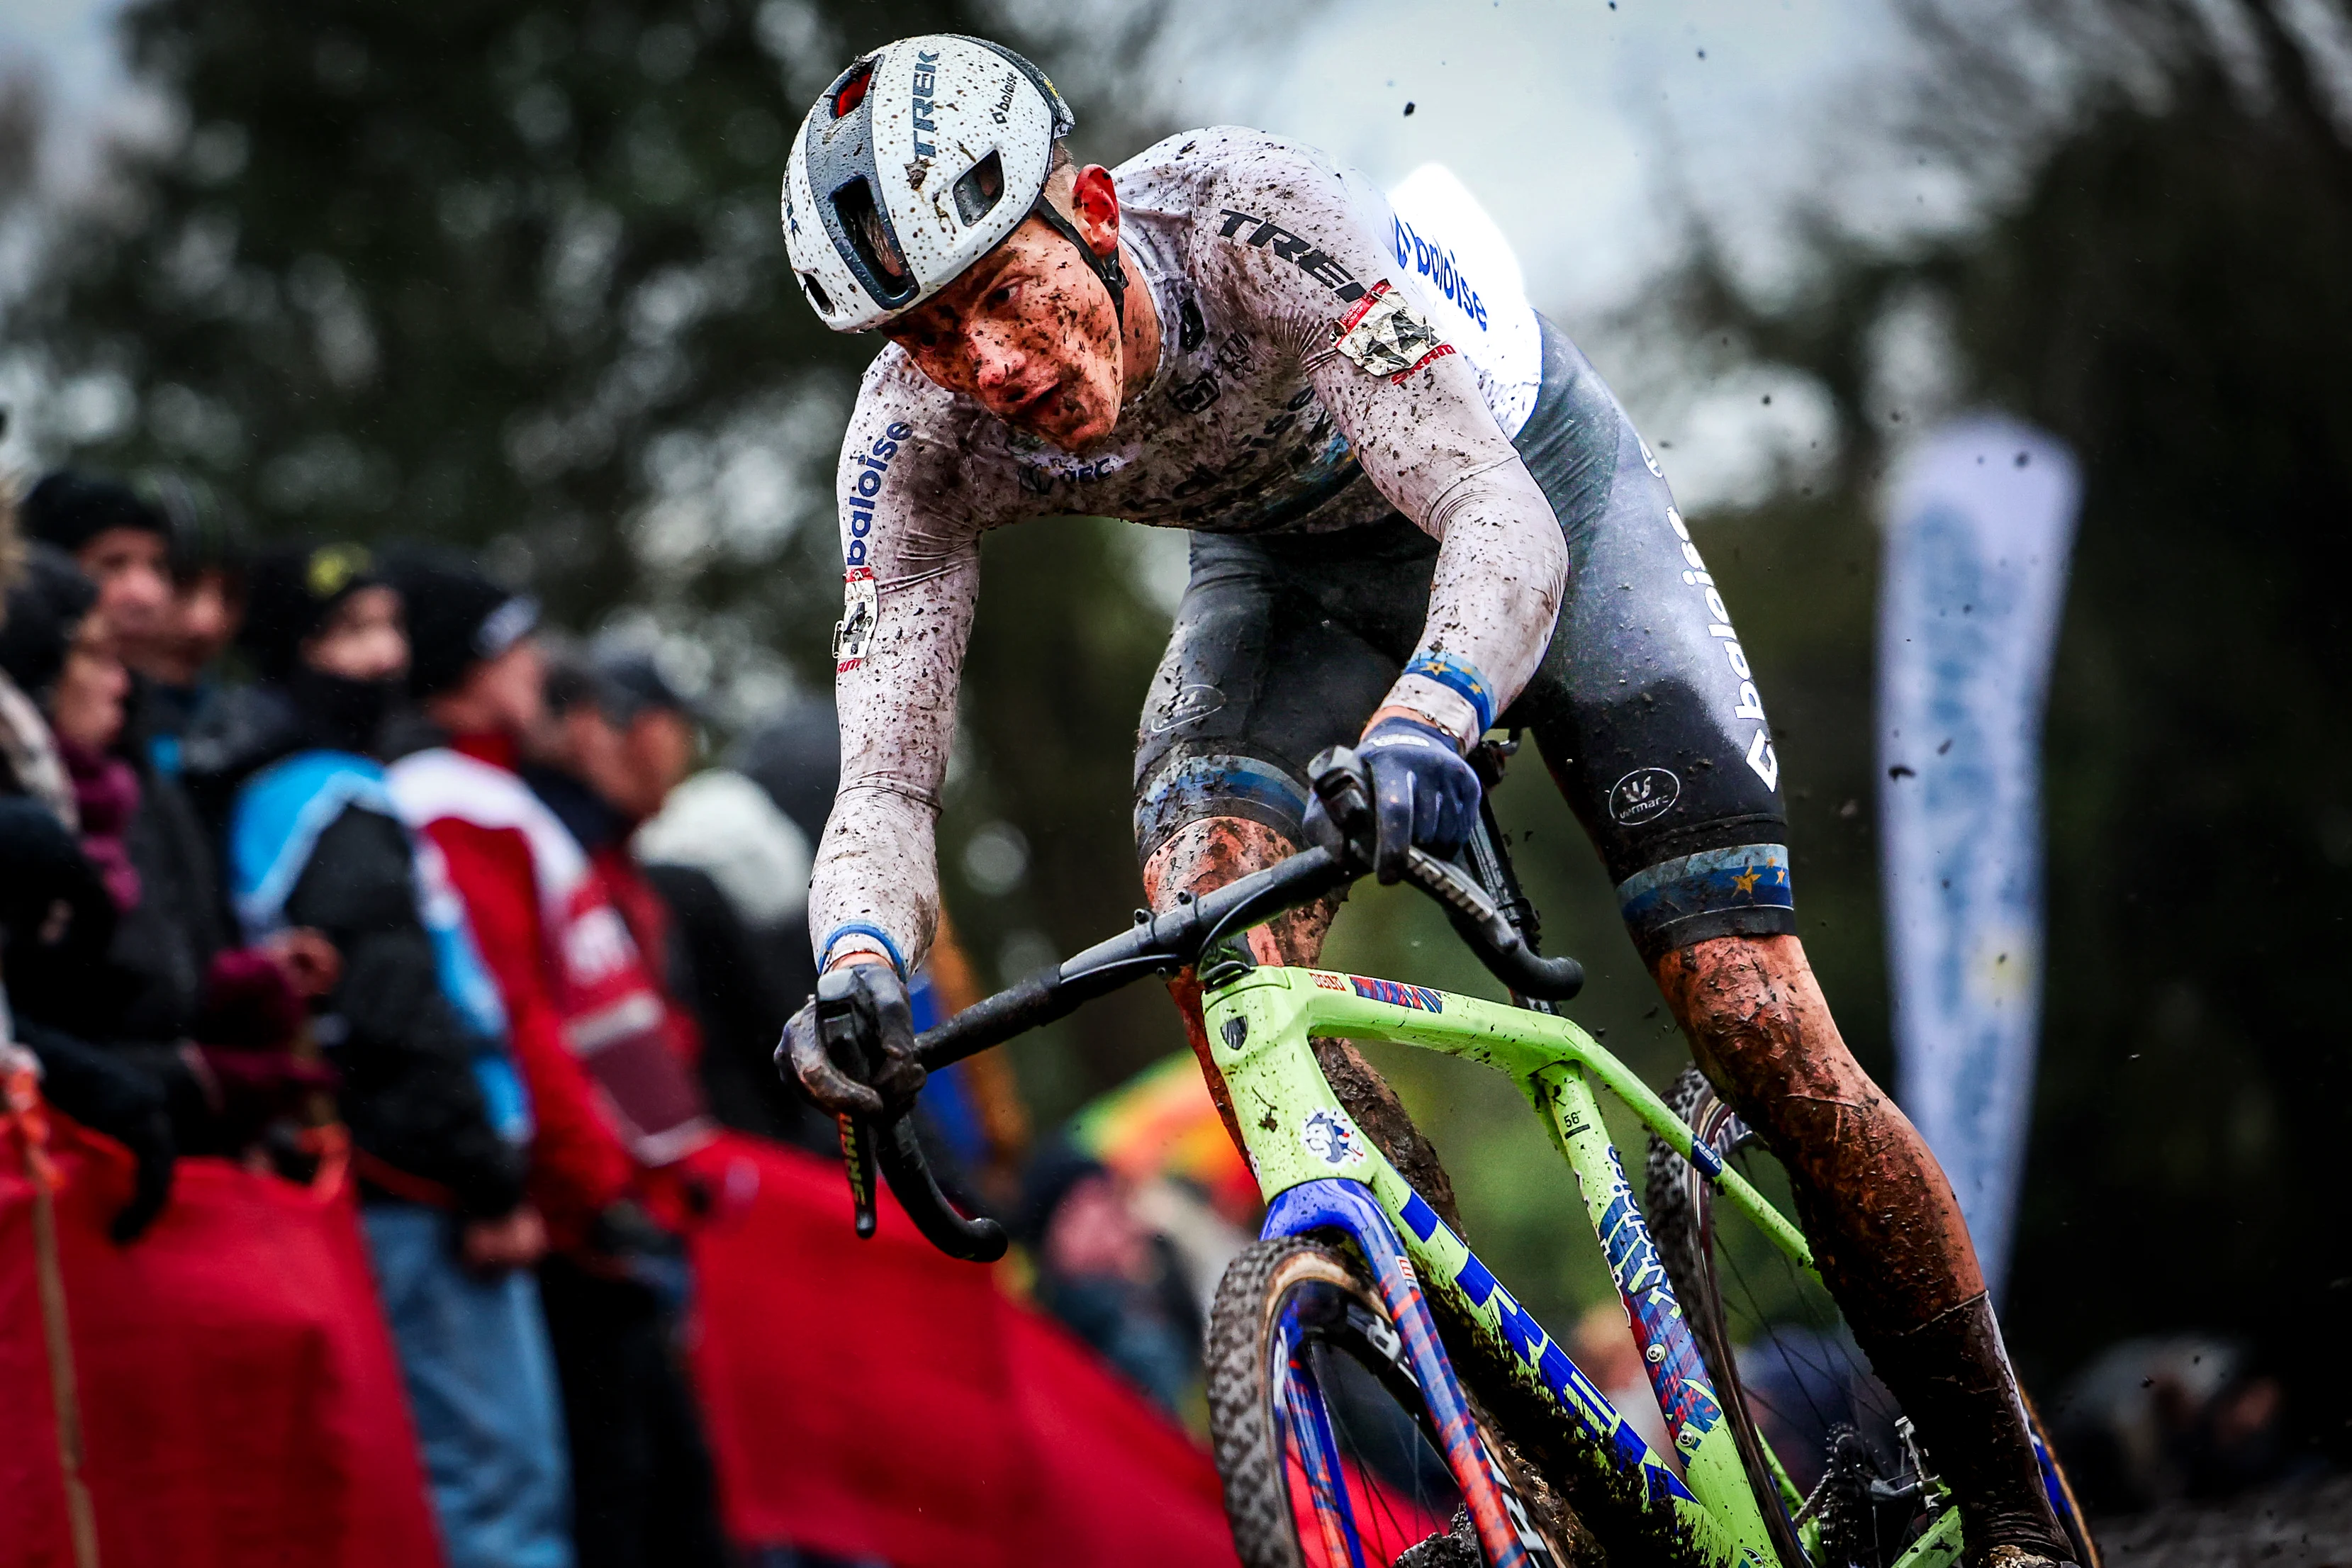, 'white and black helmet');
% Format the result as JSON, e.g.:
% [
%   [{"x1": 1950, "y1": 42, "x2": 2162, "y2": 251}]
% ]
[{"x1": 782, "y1": 35, "x2": 1125, "y2": 332}]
